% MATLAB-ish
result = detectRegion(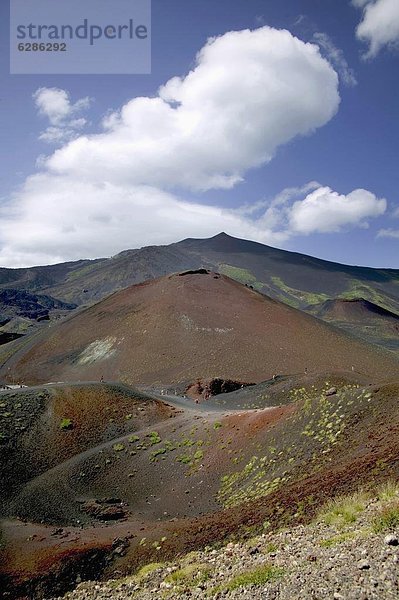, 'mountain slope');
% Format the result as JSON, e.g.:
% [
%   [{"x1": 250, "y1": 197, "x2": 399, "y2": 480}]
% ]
[
  {"x1": 1, "y1": 233, "x2": 398, "y2": 311},
  {"x1": 0, "y1": 233, "x2": 398, "y2": 354},
  {"x1": 4, "y1": 270, "x2": 398, "y2": 386},
  {"x1": 310, "y1": 298, "x2": 399, "y2": 352}
]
